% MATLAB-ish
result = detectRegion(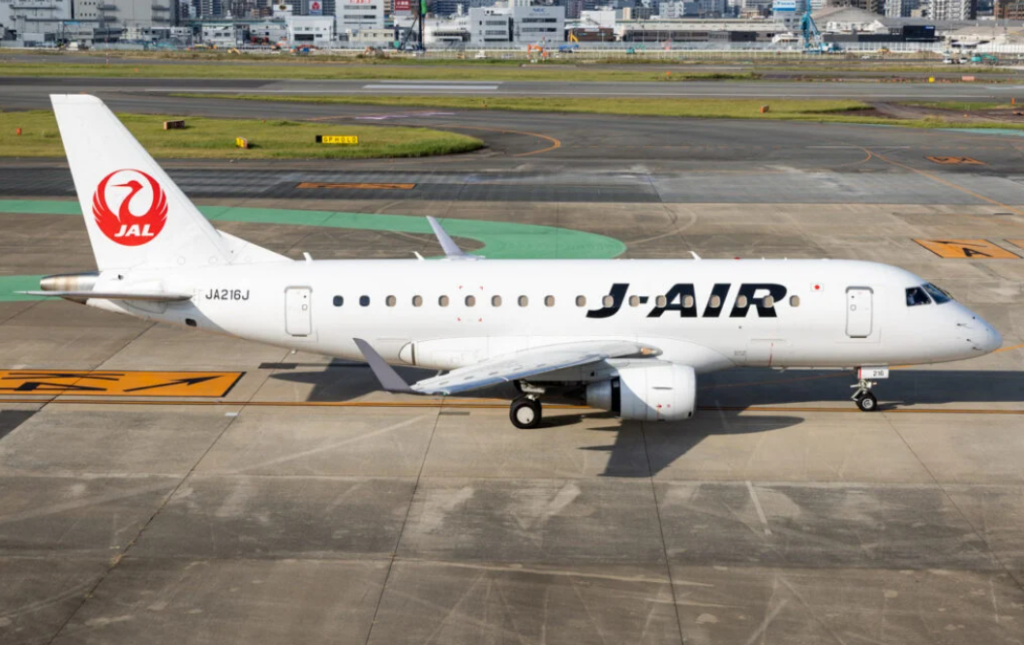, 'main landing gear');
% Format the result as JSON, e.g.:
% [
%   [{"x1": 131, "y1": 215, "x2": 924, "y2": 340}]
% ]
[
  {"x1": 510, "y1": 381, "x2": 545, "y2": 429},
  {"x1": 510, "y1": 396, "x2": 542, "y2": 429},
  {"x1": 851, "y1": 376, "x2": 878, "y2": 412}
]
